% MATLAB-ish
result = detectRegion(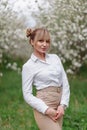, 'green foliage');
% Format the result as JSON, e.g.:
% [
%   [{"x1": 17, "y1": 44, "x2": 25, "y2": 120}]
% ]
[{"x1": 0, "y1": 66, "x2": 87, "y2": 130}]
